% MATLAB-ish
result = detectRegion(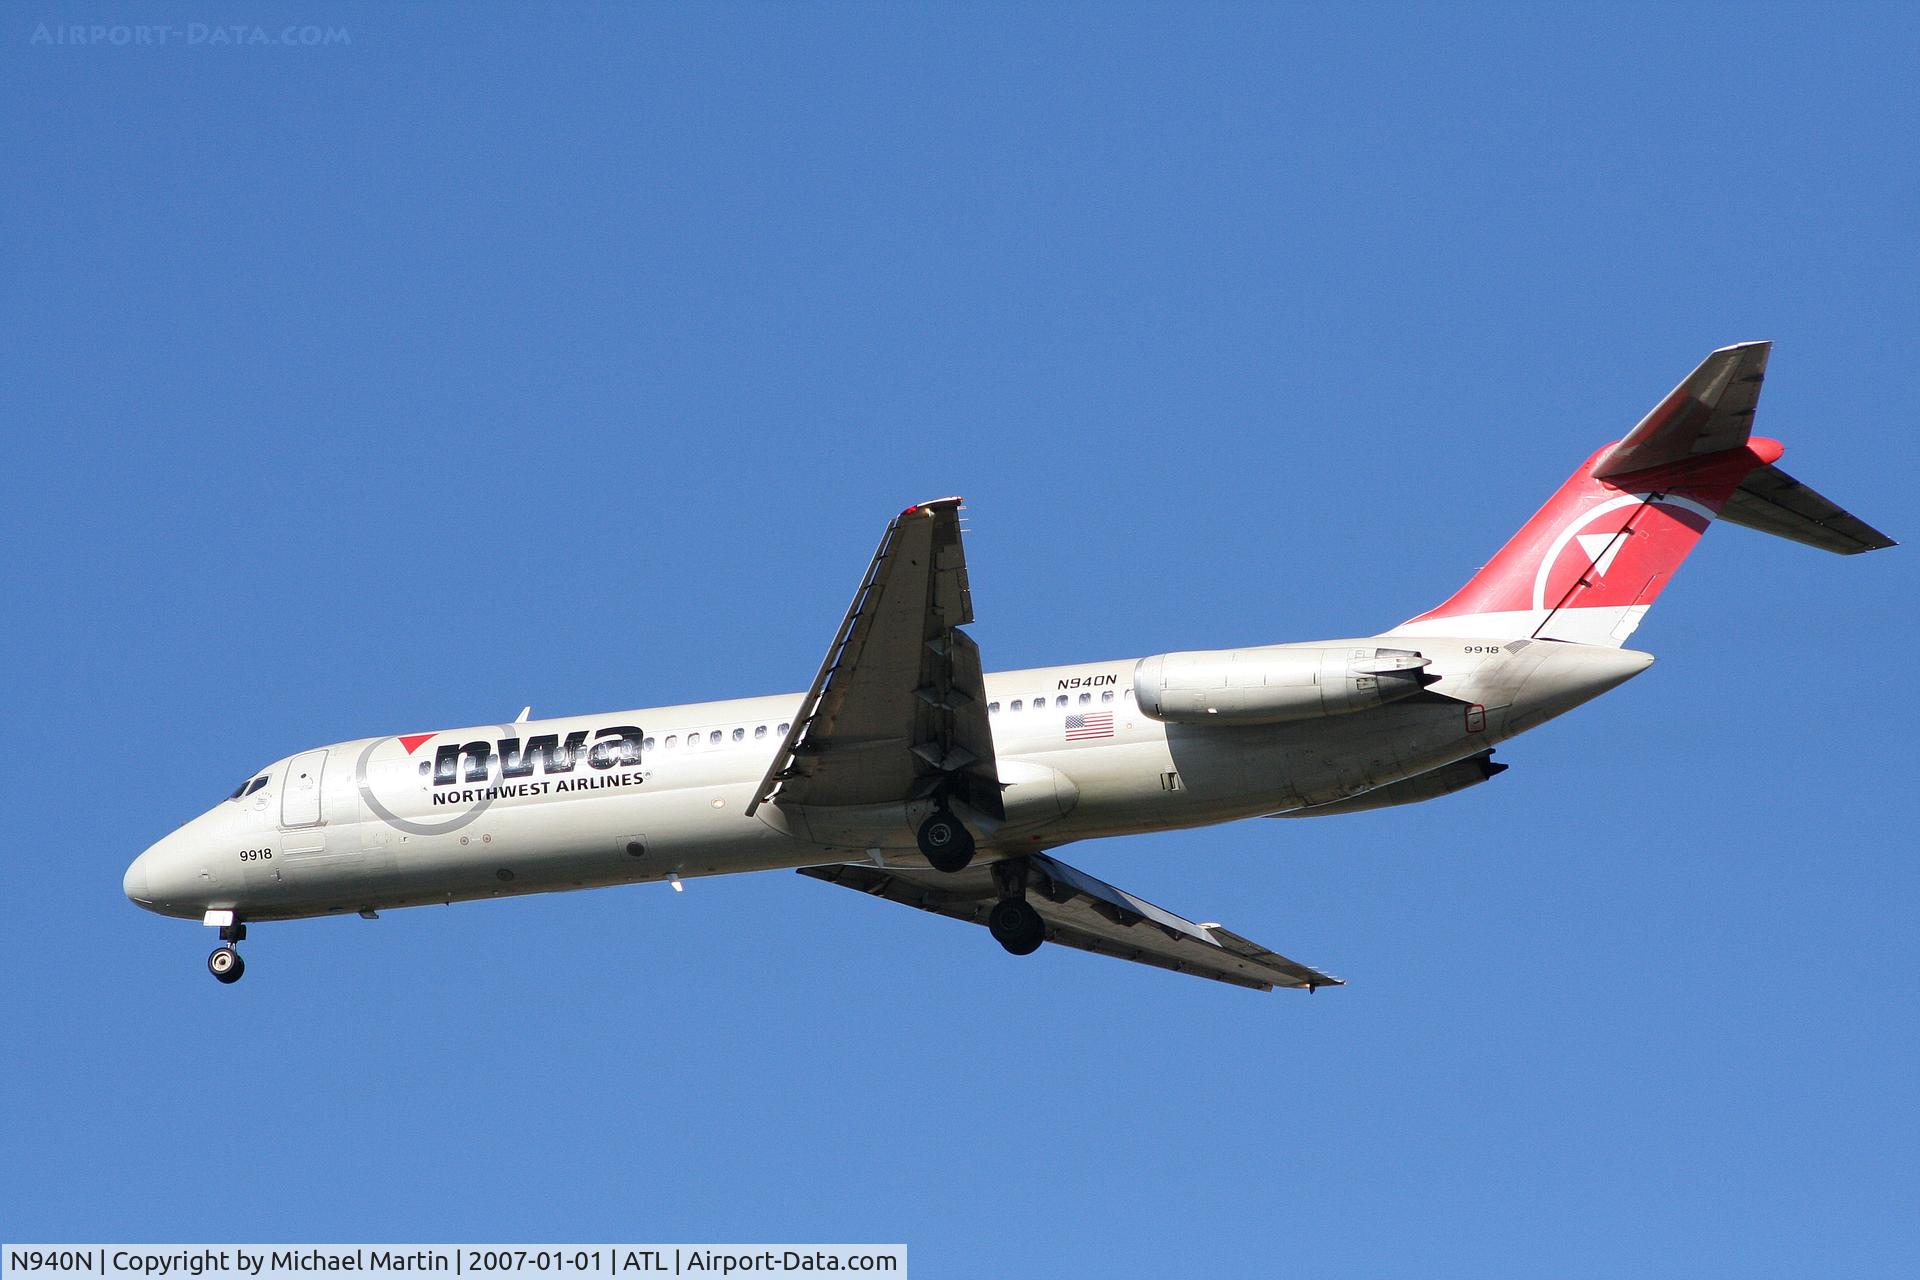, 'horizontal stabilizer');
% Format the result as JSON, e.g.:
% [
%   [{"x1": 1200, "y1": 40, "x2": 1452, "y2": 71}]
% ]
[
  {"x1": 1720, "y1": 463, "x2": 1895, "y2": 554},
  {"x1": 800, "y1": 854, "x2": 1341, "y2": 992},
  {"x1": 1592, "y1": 341, "x2": 1769, "y2": 478}
]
